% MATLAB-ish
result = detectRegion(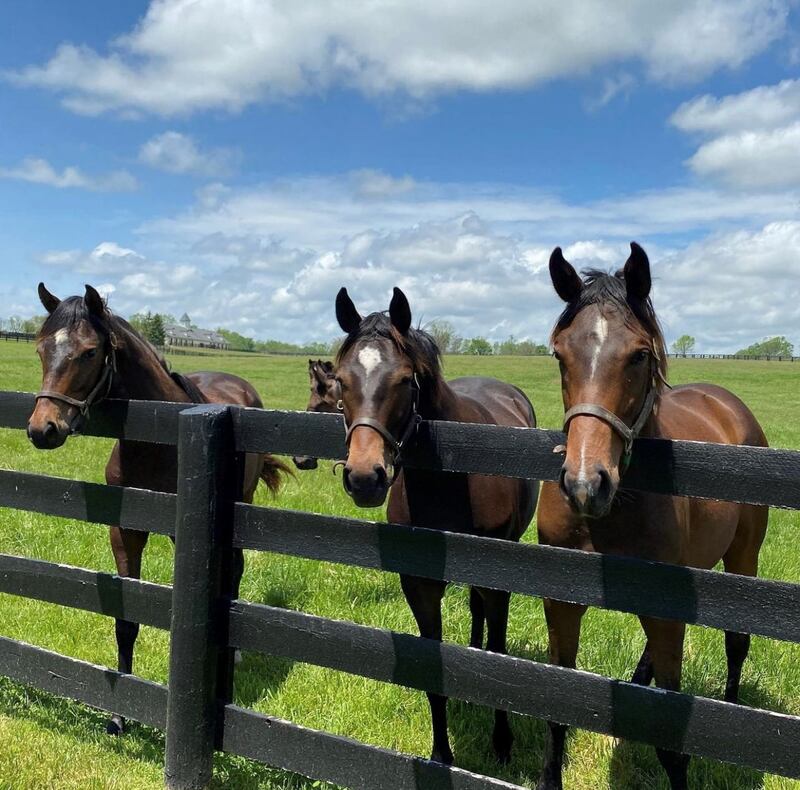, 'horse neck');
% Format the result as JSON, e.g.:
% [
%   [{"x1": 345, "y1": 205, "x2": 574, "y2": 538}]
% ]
[
  {"x1": 418, "y1": 374, "x2": 461, "y2": 421},
  {"x1": 110, "y1": 324, "x2": 190, "y2": 403}
]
